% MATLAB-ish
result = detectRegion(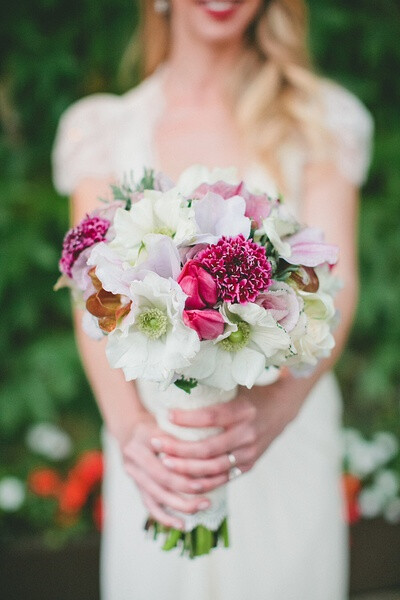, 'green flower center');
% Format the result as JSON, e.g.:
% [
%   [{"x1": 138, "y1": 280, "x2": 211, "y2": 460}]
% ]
[
  {"x1": 219, "y1": 321, "x2": 251, "y2": 352},
  {"x1": 154, "y1": 227, "x2": 174, "y2": 237},
  {"x1": 137, "y1": 307, "x2": 168, "y2": 339}
]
